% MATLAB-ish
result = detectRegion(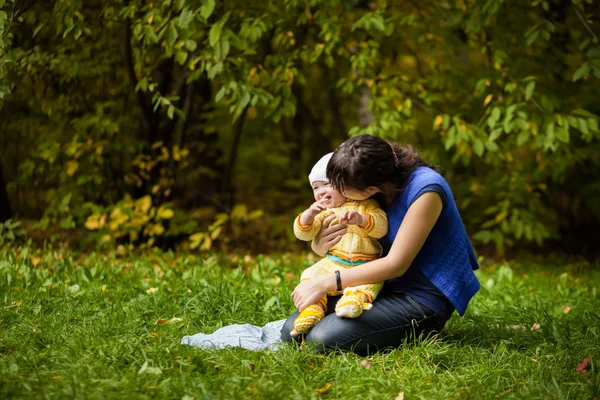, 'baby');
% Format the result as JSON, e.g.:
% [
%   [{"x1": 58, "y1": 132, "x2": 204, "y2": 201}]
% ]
[{"x1": 291, "y1": 153, "x2": 388, "y2": 337}]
